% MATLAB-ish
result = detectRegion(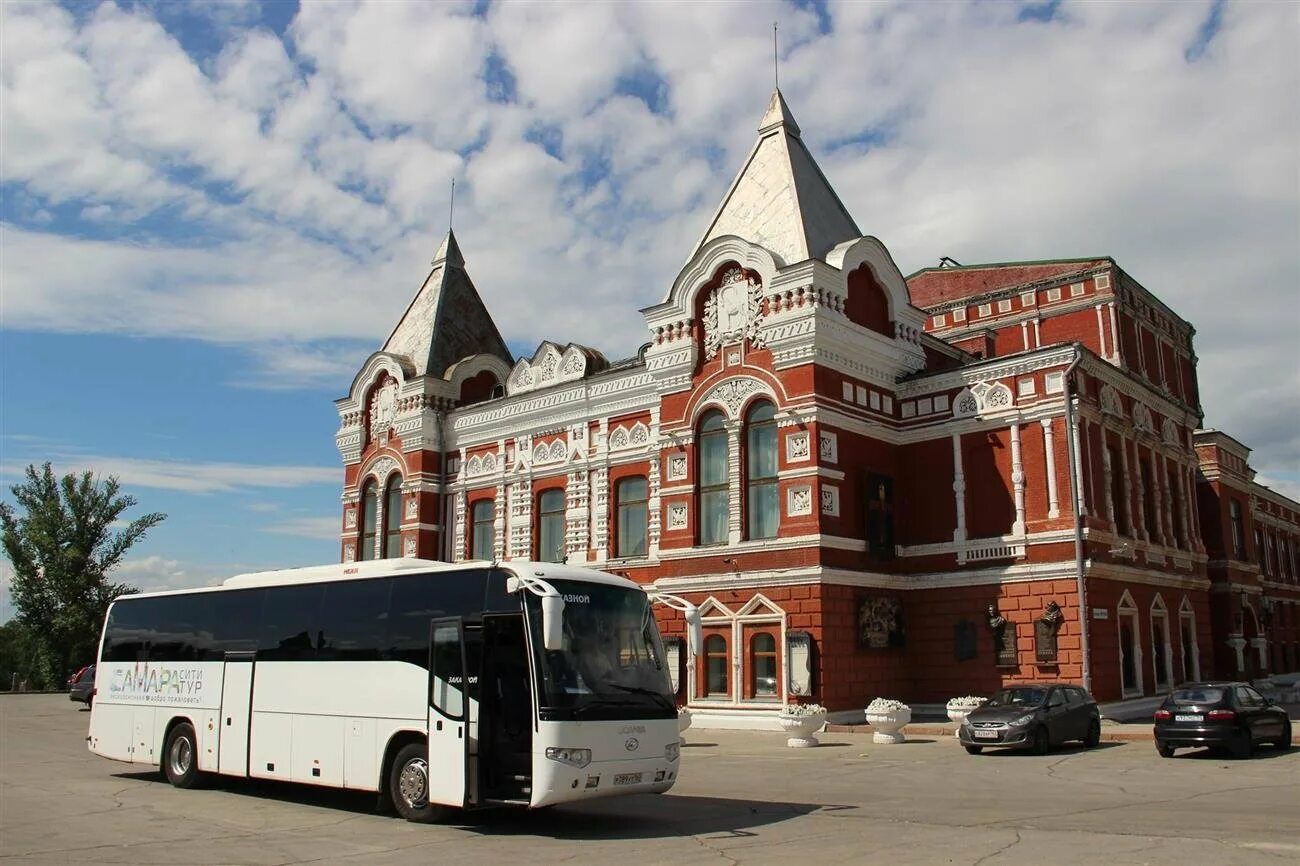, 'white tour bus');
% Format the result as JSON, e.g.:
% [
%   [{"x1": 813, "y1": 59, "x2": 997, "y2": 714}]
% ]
[{"x1": 87, "y1": 559, "x2": 701, "y2": 821}]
